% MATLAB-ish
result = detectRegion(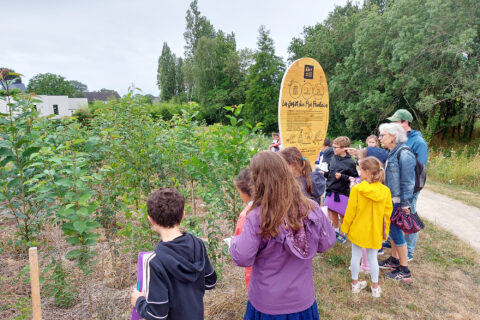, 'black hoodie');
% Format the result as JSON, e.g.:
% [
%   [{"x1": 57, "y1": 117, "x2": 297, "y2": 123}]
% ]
[
  {"x1": 135, "y1": 232, "x2": 217, "y2": 320},
  {"x1": 324, "y1": 153, "x2": 359, "y2": 196}
]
